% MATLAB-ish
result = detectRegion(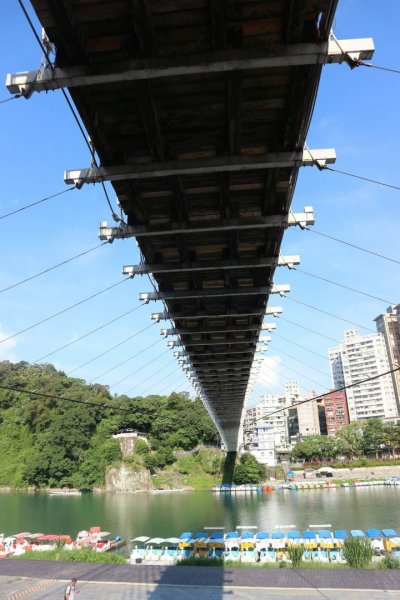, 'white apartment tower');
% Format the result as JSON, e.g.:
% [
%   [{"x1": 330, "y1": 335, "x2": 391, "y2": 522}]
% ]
[
  {"x1": 243, "y1": 381, "x2": 319, "y2": 460},
  {"x1": 329, "y1": 330, "x2": 398, "y2": 422},
  {"x1": 374, "y1": 305, "x2": 400, "y2": 412},
  {"x1": 244, "y1": 393, "x2": 289, "y2": 449}
]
